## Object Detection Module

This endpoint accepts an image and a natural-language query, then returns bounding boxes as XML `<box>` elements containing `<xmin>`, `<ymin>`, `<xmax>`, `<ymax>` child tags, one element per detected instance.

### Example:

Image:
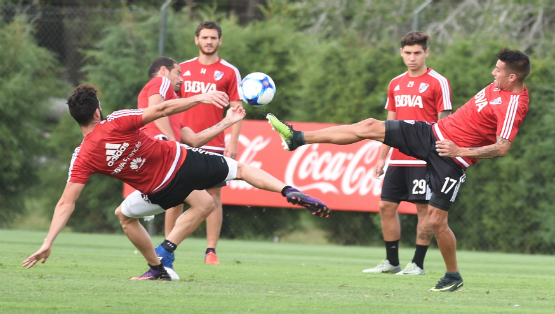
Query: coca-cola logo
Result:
<box><xmin>285</xmin><ymin>142</ymin><xmax>385</xmax><ymax>196</ymax></box>
<box><xmin>226</xmin><ymin>134</ymin><xmax>271</xmax><ymax>190</ymax></box>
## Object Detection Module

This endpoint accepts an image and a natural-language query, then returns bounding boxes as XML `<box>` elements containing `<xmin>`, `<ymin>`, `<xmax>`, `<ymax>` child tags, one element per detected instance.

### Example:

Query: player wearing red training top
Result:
<box><xmin>363</xmin><ymin>31</ymin><xmax>452</xmax><ymax>276</ymax></box>
<box><xmin>171</xmin><ymin>20</ymin><xmax>243</xmax><ymax>265</ymax></box>
<box><xmin>22</xmin><ymin>84</ymin><xmax>331</xmax><ymax>280</ymax></box>
<box><xmin>267</xmin><ymin>48</ymin><xmax>530</xmax><ymax>292</ymax></box>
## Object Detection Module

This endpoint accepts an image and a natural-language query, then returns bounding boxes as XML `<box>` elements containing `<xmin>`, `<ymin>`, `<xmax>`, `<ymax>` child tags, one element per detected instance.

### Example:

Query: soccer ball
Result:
<box><xmin>240</xmin><ymin>72</ymin><xmax>276</xmax><ymax>106</ymax></box>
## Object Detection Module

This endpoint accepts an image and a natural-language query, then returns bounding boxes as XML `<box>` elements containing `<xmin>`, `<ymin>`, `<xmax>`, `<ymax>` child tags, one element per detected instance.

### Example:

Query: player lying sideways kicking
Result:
<box><xmin>22</xmin><ymin>84</ymin><xmax>330</xmax><ymax>281</ymax></box>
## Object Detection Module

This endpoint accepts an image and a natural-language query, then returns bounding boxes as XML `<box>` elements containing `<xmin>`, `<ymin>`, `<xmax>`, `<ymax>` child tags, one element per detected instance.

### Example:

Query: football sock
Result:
<box><xmin>149</xmin><ymin>263</ymin><xmax>164</xmax><ymax>274</ymax></box>
<box><xmin>161</xmin><ymin>239</ymin><xmax>177</xmax><ymax>254</ymax></box>
<box><xmin>385</xmin><ymin>240</ymin><xmax>400</xmax><ymax>266</ymax></box>
<box><xmin>205</xmin><ymin>248</ymin><xmax>216</xmax><ymax>254</ymax></box>
<box><xmin>281</xmin><ymin>185</ymin><xmax>297</xmax><ymax>196</ymax></box>
<box><xmin>446</xmin><ymin>271</ymin><xmax>462</xmax><ymax>280</ymax></box>
<box><xmin>412</xmin><ymin>244</ymin><xmax>429</xmax><ymax>269</ymax></box>
<box><xmin>294</xmin><ymin>130</ymin><xmax>306</xmax><ymax>146</ymax></box>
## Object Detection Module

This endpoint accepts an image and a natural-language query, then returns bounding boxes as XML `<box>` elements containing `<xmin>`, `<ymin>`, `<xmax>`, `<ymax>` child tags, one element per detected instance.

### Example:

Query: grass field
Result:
<box><xmin>1</xmin><ymin>229</ymin><xmax>554</xmax><ymax>313</ymax></box>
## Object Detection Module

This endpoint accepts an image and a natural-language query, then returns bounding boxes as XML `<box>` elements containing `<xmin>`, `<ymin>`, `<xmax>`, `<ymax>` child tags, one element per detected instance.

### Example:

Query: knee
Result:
<box><xmin>379</xmin><ymin>201</ymin><xmax>397</xmax><ymax>217</ymax></box>
<box><xmin>199</xmin><ymin>199</ymin><xmax>216</xmax><ymax>217</ymax></box>
<box><xmin>355</xmin><ymin>118</ymin><xmax>382</xmax><ymax>136</ymax></box>
<box><xmin>428</xmin><ymin>215</ymin><xmax>447</xmax><ymax>231</ymax></box>
<box><xmin>115</xmin><ymin>206</ymin><xmax>133</xmax><ymax>227</ymax></box>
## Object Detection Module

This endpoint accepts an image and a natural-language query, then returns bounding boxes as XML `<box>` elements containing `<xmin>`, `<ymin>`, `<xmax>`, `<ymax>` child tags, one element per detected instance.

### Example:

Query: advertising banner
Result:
<box><xmin>123</xmin><ymin>119</ymin><xmax>416</xmax><ymax>214</ymax></box>
<box><xmin>221</xmin><ymin>120</ymin><xmax>416</xmax><ymax>214</ymax></box>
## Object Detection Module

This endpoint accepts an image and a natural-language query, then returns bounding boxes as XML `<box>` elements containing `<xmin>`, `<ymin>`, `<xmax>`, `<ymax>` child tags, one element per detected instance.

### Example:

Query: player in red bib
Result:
<box><xmin>363</xmin><ymin>32</ymin><xmax>452</xmax><ymax>276</ymax></box>
<box><xmin>22</xmin><ymin>84</ymin><xmax>331</xmax><ymax>280</ymax></box>
<box><xmin>174</xmin><ymin>21</ymin><xmax>243</xmax><ymax>265</ymax></box>
<box><xmin>267</xmin><ymin>48</ymin><xmax>530</xmax><ymax>292</ymax></box>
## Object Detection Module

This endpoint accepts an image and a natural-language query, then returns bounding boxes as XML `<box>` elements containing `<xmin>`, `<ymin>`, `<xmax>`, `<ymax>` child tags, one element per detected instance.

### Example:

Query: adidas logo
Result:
<box><xmin>183</xmin><ymin>70</ymin><xmax>191</xmax><ymax>76</ymax></box>
<box><xmin>394</xmin><ymin>85</ymin><xmax>400</xmax><ymax>91</ymax></box>
<box><xmin>489</xmin><ymin>97</ymin><xmax>502</xmax><ymax>105</ymax></box>
<box><xmin>105</xmin><ymin>142</ymin><xmax>129</xmax><ymax>166</ymax></box>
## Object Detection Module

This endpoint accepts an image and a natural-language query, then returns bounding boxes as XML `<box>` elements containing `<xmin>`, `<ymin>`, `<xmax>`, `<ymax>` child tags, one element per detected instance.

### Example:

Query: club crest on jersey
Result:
<box><xmin>182</xmin><ymin>70</ymin><xmax>191</xmax><ymax>76</ymax></box>
<box><xmin>419</xmin><ymin>83</ymin><xmax>430</xmax><ymax>93</ymax></box>
<box><xmin>489</xmin><ymin>97</ymin><xmax>502</xmax><ymax>105</ymax></box>
<box><xmin>394</xmin><ymin>85</ymin><xmax>400</xmax><ymax>91</ymax></box>
<box><xmin>408</xmin><ymin>81</ymin><xmax>414</xmax><ymax>87</ymax></box>
<box><xmin>214</xmin><ymin>70</ymin><xmax>224</xmax><ymax>81</ymax></box>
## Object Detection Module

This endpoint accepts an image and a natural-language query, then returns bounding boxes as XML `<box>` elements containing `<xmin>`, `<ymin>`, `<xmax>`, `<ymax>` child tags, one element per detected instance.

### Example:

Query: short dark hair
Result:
<box><xmin>497</xmin><ymin>47</ymin><xmax>530</xmax><ymax>83</ymax></box>
<box><xmin>195</xmin><ymin>20</ymin><xmax>222</xmax><ymax>38</ymax></box>
<box><xmin>147</xmin><ymin>56</ymin><xmax>178</xmax><ymax>79</ymax></box>
<box><xmin>67</xmin><ymin>84</ymin><xmax>101</xmax><ymax>126</ymax></box>
<box><xmin>401</xmin><ymin>31</ymin><xmax>430</xmax><ymax>51</ymax></box>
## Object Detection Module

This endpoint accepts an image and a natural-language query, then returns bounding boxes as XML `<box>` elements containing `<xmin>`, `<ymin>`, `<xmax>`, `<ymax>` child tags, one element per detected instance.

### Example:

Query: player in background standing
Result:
<box><xmin>128</xmin><ymin>57</ymin><xmax>187</xmax><ymax>239</ymax></box>
<box><xmin>168</xmin><ymin>20</ymin><xmax>242</xmax><ymax>265</ymax></box>
<box><xmin>267</xmin><ymin>48</ymin><xmax>530</xmax><ymax>291</ymax></box>
<box><xmin>363</xmin><ymin>31</ymin><xmax>452</xmax><ymax>276</ymax></box>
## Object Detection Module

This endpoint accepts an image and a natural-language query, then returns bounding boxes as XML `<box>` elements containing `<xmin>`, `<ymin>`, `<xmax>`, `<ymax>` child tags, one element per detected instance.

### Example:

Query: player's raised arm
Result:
<box><xmin>142</xmin><ymin>91</ymin><xmax>229</xmax><ymax>126</ymax></box>
<box><xmin>22</xmin><ymin>182</ymin><xmax>85</xmax><ymax>268</ymax></box>
<box><xmin>181</xmin><ymin>106</ymin><xmax>246</xmax><ymax>148</ymax></box>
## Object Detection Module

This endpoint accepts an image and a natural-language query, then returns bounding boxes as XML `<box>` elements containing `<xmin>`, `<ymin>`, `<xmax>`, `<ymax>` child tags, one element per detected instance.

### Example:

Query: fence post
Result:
<box><xmin>158</xmin><ymin>0</ymin><xmax>173</xmax><ymax>57</ymax></box>
<box><xmin>412</xmin><ymin>0</ymin><xmax>432</xmax><ymax>31</ymax></box>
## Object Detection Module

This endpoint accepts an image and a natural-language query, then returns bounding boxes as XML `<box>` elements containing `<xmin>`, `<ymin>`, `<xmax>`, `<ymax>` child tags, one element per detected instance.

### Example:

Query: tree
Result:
<box><xmin>0</xmin><ymin>15</ymin><xmax>65</xmax><ymax>226</ymax></box>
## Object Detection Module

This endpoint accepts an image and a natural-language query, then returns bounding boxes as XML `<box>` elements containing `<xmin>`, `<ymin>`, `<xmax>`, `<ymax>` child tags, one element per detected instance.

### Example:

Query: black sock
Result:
<box><xmin>149</xmin><ymin>263</ymin><xmax>164</xmax><ymax>271</ymax></box>
<box><xmin>446</xmin><ymin>271</ymin><xmax>462</xmax><ymax>280</ymax></box>
<box><xmin>385</xmin><ymin>240</ymin><xmax>400</xmax><ymax>266</ymax></box>
<box><xmin>293</xmin><ymin>131</ymin><xmax>306</xmax><ymax>145</ymax></box>
<box><xmin>161</xmin><ymin>239</ymin><xmax>177</xmax><ymax>254</ymax></box>
<box><xmin>205</xmin><ymin>248</ymin><xmax>216</xmax><ymax>254</ymax></box>
<box><xmin>281</xmin><ymin>185</ymin><xmax>294</xmax><ymax>196</ymax></box>
<box><xmin>412</xmin><ymin>244</ymin><xmax>429</xmax><ymax>269</ymax></box>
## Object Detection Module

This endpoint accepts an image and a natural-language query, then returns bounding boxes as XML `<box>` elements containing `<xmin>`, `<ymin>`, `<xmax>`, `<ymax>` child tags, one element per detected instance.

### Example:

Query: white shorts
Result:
<box><xmin>120</xmin><ymin>190</ymin><xmax>165</xmax><ymax>219</ymax></box>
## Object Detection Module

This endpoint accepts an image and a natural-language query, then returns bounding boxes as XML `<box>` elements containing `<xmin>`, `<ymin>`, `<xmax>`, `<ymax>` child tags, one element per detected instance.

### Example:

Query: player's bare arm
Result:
<box><xmin>438</xmin><ymin>110</ymin><xmax>451</xmax><ymax>120</ymax></box>
<box><xmin>148</xmin><ymin>94</ymin><xmax>176</xmax><ymax>141</ymax></box>
<box><xmin>225</xmin><ymin>100</ymin><xmax>244</xmax><ymax>159</ymax></box>
<box><xmin>22</xmin><ymin>182</ymin><xmax>85</xmax><ymax>268</ymax></box>
<box><xmin>181</xmin><ymin>106</ymin><xmax>246</xmax><ymax>148</ymax></box>
<box><xmin>374</xmin><ymin>111</ymin><xmax>395</xmax><ymax>178</ymax></box>
<box><xmin>143</xmin><ymin>91</ymin><xmax>229</xmax><ymax>125</ymax></box>
<box><xmin>436</xmin><ymin>136</ymin><xmax>512</xmax><ymax>159</ymax></box>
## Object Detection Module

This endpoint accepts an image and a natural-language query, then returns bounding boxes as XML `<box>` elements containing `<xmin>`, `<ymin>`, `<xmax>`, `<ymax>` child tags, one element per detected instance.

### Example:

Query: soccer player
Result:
<box><xmin>362</xmin><ymin>31</ymin><xmax>452</xmax><ymax>276</ymax></box>
<box><xmin>170</xmin><ymin>20</ymin><xmax>243</xmax><ymax>265</ymax></box>
<box><xmin>267</xmin><ymin>48</ymin><xmax>530</xmax><ymax>291</ymax></box>
<box><xmin>22</xmin><ymin>84</ymin><xmax>330</xmax><ymax>280</ymax></box>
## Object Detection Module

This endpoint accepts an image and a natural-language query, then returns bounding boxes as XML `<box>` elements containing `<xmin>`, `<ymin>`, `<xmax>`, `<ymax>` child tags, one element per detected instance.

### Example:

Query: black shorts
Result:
<box><xmin>381</xmin><ymin>166</ymin><xmax>430</xmax><ymax>204</ymax></box>
<box><xmin>145</xmin><ymin>148</ymin><xmax>231</xmax><ymax>209</ymax></box>
<box><xmin>204</xmin><ymin>150</ymin><xmax>228</xmax><ymax>189</ymax></box>
<box><xmin>383</xmin><ymin>120</ymin><xmax>466</xmax><ymax>211</ymax></box>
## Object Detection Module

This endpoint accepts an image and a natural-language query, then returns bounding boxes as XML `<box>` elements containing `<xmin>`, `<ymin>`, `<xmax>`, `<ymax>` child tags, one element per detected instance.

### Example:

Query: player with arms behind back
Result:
<box><xmin>169</xmin><ymin>20</ymin><xmax>243</xmax><ymax>265</ymax></box>
<box><xmin>363</xmin><ymin>31</ymin><xmax>452</xmax><ymax>276</ymax></box>
<box><xmin>268</xmin><ymin>48</ymin><xmax>530</xmax><ymax>291</ymax></box>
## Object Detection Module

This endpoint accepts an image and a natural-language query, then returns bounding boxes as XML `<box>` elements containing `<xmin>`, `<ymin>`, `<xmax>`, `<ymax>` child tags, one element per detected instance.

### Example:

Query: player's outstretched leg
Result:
<box><xmin>235</xmin><ymin>162</ymin><xmax>331</xmax><ymax>217</ymax></box>
<box><xmin>267</xmin><ymin>113</ymin><xmax>386</xmax><ymax>150</ymax></box>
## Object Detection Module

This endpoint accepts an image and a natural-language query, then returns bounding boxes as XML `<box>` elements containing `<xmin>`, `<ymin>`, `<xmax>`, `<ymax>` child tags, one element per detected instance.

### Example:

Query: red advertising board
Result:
<box><xmin>123</xmin><ymin>119</ymin><xmax>416</xmax><ymax>214</ymax></box>
<box><xmin>221</xmin><ymin>120</ymin><xmax>416</xmax><ymax>214</ymax></box>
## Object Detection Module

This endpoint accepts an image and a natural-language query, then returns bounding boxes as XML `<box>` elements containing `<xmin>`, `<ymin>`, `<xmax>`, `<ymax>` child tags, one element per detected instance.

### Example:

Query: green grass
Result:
<box><xmin>1</xmin><ymin>229</ymin><xmax>554</xmax><ymax>313</ymax></box>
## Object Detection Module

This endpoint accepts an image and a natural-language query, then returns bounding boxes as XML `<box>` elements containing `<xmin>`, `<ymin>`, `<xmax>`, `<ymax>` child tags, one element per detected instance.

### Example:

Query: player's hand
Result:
<box><xmin>436</xmin><ymin>139</ymin><xmax>461</xmax><ymax>157</ymax></box>
<box><xmin>197</xmin><ymin>91</ymin><xmax>229</xmax><ymax>109</ymax></box>
<box><xmin>22</xmin><ymin>244</ymin><xmax>52</xmax><ymax>269</ymax></box>
<box><xmin>224</xmin><ymin>105</ymin><xmax>246</xmax><ymax>124</ymax></box>
<box><xmin>373</xmin><ymin>158</ymin><xmax>386</xmax><ymax>178</ymax></box>
<box><xmin>224</xmin><ymin>143</ymin><xmax>238</xmax><ymax>159</ymax></box>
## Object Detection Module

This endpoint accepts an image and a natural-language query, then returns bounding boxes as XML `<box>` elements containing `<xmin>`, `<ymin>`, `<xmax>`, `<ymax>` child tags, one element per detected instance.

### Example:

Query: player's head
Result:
<box><xmin>195</xmin><ymin>21</ymin><xmax>222</xmax><ymax>56</ymax></box>
<box><xmin>67</xmin><ymin>84</ymin><xmax>103</xmax><ymax>126</ymax></box>
<box><xmin>400</xmin><ymin>31</ymin><xmax>430</xmax><ymax>72</ymax></box>
<box><xmin>148</xmin><ymin>56</ymin><xmax>182</xmax><ymax>92</ymax></box>
<box><xmin>493</xmin><ymin>48</ymin><xmax>530</xmax><ymax>89</ymax></box>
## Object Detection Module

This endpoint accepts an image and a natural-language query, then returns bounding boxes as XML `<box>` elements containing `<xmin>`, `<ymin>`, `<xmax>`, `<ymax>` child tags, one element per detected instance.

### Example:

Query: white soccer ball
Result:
<box><xmin>240</xmin><ymin>72</ymin><xmax>276</xmax><ymax>106</ymax></box>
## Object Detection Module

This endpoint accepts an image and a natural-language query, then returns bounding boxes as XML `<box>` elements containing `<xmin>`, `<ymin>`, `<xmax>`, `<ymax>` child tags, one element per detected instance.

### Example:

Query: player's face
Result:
<box><xmin>195</xmin><ymin>29</ymin><xmax>221</xmax><ymax>56</ymax></box>
<box><xmin>400</xmin><ymin>45</ymin><xmax>428</xmax><ymax>72</ymax></box>
<box><xmin>492</xmin><ymin>60</ymin><xmax>512</xmax><ymax>89</ymax></box>
<box><xmin>168</xmin><ymin>64</ymin><xmax>183</xmax><ymax>92</ymax></box>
